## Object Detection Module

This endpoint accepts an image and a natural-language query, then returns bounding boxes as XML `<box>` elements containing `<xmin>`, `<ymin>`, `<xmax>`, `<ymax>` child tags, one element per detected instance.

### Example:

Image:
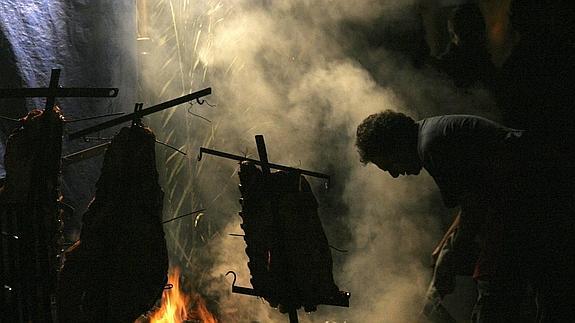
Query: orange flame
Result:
<box><xmin>188</xmin><ymin>294</ymin><xmax>218</xmax><ymax>323</ymax></box>
<box><xmin>149</xmin><ymin>267</ymin><xmax>189</xmax><ymax>322</ymax></box>
<box><xmin>147</xmin><ymin>267</ymin><xmax>218</xmax><ymax>323</ymax></box>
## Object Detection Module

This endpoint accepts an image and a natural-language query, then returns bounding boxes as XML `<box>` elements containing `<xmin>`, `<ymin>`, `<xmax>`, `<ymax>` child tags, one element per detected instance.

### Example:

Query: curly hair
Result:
<box><xmin>355</xmin><ymin>110</ymin><xmax>417</xmax><ymax>164</ymax></box>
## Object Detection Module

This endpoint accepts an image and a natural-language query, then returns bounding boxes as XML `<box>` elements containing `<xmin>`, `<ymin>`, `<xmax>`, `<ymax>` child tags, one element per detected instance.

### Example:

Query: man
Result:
<box><xmin>356</xmin><ymin>110</ymin><xmax>574</xmax><ymax>322</ymax></box>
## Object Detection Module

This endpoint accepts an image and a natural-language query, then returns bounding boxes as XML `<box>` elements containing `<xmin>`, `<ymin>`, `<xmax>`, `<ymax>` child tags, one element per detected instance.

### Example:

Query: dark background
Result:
<box><xmin>1</xmin><ymin>1</ymin><xmax>574</xmax><ymax>321</ymax></box>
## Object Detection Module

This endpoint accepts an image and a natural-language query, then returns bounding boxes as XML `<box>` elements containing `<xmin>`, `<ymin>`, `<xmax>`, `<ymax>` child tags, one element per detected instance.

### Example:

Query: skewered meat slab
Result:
<box><xmin>57</xmin><ymin>126</ymin><xmax>169</xmax><ymax>323</ymax></box>
<box><xmin>238</xmin><ymin>161</ymin><xmax>349</xmax><ymax>313</ymax></box>
<box><xmin>0</xmin><ymin>107</ymin><xmax>64</xmax><ymax>322</ymax></box>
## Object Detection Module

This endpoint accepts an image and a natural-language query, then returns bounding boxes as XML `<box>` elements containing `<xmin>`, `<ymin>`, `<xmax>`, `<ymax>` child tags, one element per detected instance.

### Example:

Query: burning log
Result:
<box><xmin>0</xmin><ymin>107</ymin><xmax>65</xmax><ymax>322</ymax></box>
<box><xmin>57</xmin><ymin>125</ymin><xmax>169</xmax><ymax>322</ymax></box>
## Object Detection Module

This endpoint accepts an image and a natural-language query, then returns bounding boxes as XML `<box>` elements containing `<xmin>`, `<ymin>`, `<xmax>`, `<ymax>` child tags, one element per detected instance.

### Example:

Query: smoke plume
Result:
<box><xmin>140</xmin><ymin>0</ymin><xmax>495</xmax><ymax>321</ymax></box>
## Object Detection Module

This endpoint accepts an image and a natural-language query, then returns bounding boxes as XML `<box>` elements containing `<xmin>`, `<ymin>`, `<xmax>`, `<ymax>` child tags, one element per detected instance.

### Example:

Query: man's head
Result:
<box><xmin>356</xmin><ymin>110</ymin><xmax>421</xmax><ymax>178</ymax></box>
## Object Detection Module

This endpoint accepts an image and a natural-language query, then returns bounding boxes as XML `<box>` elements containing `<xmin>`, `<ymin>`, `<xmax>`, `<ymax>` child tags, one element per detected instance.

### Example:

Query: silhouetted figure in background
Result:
<box><xmin>356</xmin><ymin>110</ymin><xmax>575</xmax><ymax>322</ymax></box>
<box><xmin>429</xmin><ymin>4</ymin><xmax>496</xmax><ymax>90</ymax></box>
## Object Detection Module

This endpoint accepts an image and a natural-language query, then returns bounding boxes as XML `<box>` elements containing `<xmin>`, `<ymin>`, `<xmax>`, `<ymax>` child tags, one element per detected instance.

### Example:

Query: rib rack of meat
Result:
<box><xmin>57</xmin><ymin>125</ymin><xmax>169</xmax><ymax>323</ymax></box>
<box><xmin>0</xmin><ymin>107</ymin><xmax>65</xmax><ymax>322</ymax></box>
<box><xmin>237</xmin><ymin>161</ymin><xmax>350</xmax><ymax>315</ymax></box>
<box><xmin>199</xmin><ymin>136</ymin><xmax>349</xmax><ymax>322</ymax></box>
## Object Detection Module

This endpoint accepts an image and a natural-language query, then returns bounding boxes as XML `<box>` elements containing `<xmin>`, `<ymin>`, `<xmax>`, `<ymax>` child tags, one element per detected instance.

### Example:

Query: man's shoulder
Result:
<box><xmin>421</xmin><ymin>114</ymin><xmax>495</xmax><ymax>129</ymax></box>
<box><xmin>417</xmin><ymin>118</ymin><xmax>446</xmax><ymax>166</ymax></box>
<box><xmin>417</xmin><ymin>115</ymin><xmax>498</xmax><ymax>165</ymax></box>
<box><xmin>417</xmin><ymin>115</ymin><xmax>462</xmax><ymax>147</ymax></box>
<box><xmin>419</xmin><ymin>115</ymin><xmax>505</xmax><ymax>142</ymax></box>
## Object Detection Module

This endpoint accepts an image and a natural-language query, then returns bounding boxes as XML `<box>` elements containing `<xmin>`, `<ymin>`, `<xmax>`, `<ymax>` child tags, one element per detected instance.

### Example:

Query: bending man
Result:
<box><xmin>355</xmin><ymin>110</ymin><xmax>574</xmax><ymax>322</ymax></box>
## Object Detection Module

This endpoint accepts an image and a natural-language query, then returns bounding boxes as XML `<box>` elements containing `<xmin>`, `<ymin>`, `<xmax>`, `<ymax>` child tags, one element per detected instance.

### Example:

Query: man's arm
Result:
<box><xmin>449</xmin><ymin>199</ymin><xmax>485</xmax><ymax>260</ymax></box>
<box><xmin>431</xmin><ymin>213</ymin><xmax>460</xmax><ymax>265</ymax></box>
<box><xmin>433</xmin><ymin>197</ymin><xmax>485</xmax><ymax>297</ymax></box>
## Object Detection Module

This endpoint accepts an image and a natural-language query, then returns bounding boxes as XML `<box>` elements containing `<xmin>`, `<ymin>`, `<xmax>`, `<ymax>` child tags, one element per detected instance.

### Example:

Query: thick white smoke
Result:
<box><xmin>141</xmin><ymin>0</ymin><xmax>494</xmax><ymax>321</ymax></box>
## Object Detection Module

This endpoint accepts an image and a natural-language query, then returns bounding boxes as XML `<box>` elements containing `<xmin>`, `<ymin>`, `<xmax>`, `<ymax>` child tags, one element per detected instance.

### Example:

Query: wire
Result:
<box><xmin>65</xmin><ymin>112</ymin><xmax>125</xmax><ymax>123</ymax></box>
<box><xmin>186</xmin><ymin>97</ymin><xmax>216</xmax><ymax>123</ymax></box>
<box><xmin>0</xmin><ymin>115</ymin><xmax>20</xmax><ymax>122</ymax></box>
<box><xmin>82</xmin><ymin>136</ymin><xmax>112</xmax><ymax>142</ymax></box>
<box><xmin>329</xmin><ymin>245</ymin><xmax>349</xmax><ymax>253</ymax></box>
<box><xmin>155</xmin><ymin>139</ymin><xmax>187</xmax><ymax>156</ymax></box>
<box><xmin>186</xmin><ymin>105</ymin><xmax>212</xmax><ymax>123</ymax></box>
<box><xmin>162</xmin><ymin>208</ymin><xmax>206</xmax><ymax>224</ymax></box>
<box><xmin>191</xmin><ymin>97</ymin><xmax>216</xmax><ymax>108</ymax></box>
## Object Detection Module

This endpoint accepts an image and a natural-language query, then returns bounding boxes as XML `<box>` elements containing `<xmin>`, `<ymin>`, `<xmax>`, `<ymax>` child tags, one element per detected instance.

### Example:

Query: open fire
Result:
<box><xmin>143</xmin><ymin>267</ymin><xmax>218</xmax><ymax>323</ymax></box>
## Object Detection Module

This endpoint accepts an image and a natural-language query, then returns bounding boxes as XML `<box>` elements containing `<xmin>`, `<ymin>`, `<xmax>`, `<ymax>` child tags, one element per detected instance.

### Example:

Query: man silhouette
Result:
<box><xmin>356</xmin><ymin>110</ymin><xmax>574</xmax><ymax>322</ymax></box>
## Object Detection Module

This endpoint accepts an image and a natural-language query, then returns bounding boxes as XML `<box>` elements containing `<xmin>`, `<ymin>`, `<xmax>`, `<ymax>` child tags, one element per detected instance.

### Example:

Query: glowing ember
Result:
<box><xmin>147</xmin><ymin>267</ymin><xmax>218</xmax><ymax>323</ymax></box>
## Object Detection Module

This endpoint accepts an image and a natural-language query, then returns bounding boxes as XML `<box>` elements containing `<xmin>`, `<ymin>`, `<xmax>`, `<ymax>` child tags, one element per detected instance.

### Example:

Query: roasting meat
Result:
<box><xmin>238</xmin><ymin>161</ymin><xmax>349</xmax><ymax>313</ymax></box>
<box><xmin>57</xmin><ymin>126</ymin><xmax>169</xmax><ymax>323</ymax></box>
<box><xmin>0</xmin><ymin>107</ymin><xmax>64</xmax><ymax>322</ymax></box>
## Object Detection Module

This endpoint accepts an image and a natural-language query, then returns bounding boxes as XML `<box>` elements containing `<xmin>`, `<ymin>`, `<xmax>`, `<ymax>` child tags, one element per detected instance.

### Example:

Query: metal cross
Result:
<box><xmin>198</xmin><ymin>135</ymin><xmax>330</xmax><ymax>184</ymax></box>
<box><xmin>0</xmin><ymin>68</ymin><xmax>119</xmax><ymax>109</ymax></box>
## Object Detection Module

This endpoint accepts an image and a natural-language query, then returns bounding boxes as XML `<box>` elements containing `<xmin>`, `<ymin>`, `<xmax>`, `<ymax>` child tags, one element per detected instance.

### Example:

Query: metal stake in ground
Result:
<box><xmin>254</xmin><ymin>135</ymin><xmax>298</xmax><ymax>323</ymax></box>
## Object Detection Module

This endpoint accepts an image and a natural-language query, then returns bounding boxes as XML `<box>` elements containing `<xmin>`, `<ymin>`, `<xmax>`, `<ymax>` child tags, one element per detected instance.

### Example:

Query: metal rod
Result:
<box><xmin>61</xmin><ymin>142</ymin><xmax>111</xmax><ymax>166</ymax></box>
<box><xmin>289</xmin><ymin>310</ymin><xmax>299</xmax><ymax>323</ymax></box>
<box><xmin>229</xmin><ymin>285</ymin><xmax>350</xmax><ymax>307</ymax></box>
<box><xmin>161</xmin><ymin>209</ymin><xmax>206</xmax><ymax>224</ymax></box>
<box><xmin>132</xmin><ymin>102</ymin><xmax>144</xmax><ymax>126</ymax></box>
<box><xmin>198</xmin><ymin>147</ymin><xmax>330</xmax><ymax>181</ymax></box>
<box><xmin>45</xmin><ymin>68</ymin><xmax>61</xmax><ymax>110</ymax></box>
<box><xmin>255</xmin><ymin>135</ymin><xmax>270</xmax><ymax>174</ymax></box>
<box><xmin>154</xmin><ymin>139</ymin><xmax>187</xmax><ymax>156</ymax></box>
<box><xmin>64</xmin><ymin>112</ymin><xmax>125</xmax><ymax>123</ymax></box>
<box><xmin>68</xmin><ymin>87</ymin><xmax>212</xmax><ymax>139</ymax></box>
<box><xmin>231</xmin><ymin>285</ymin><xmax>262</xmax><ymax>296</ymax></box>
<box><xmin>0</xmin><ymin>87</ymin><xmax>119</xmax><ymax>98</ymax></box>
<box><xmin>0</xmin><ymin>115</ymin><xmax>20</xmax><ymax>122</ymax></box>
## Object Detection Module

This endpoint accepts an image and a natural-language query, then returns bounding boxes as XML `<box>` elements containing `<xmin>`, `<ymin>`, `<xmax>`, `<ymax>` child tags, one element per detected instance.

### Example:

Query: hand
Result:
<box><xmin>421</xmin><ymin>284</ymin><xmax>457</xmax><ymax>323</ymax></box>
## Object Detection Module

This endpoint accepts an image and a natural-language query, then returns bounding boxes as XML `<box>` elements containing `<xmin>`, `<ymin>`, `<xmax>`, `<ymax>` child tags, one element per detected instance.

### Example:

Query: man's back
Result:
<box><xmin>416</xmin><ymin>115</ymin><xmax>525</xmax><ymax>208</ymax></box>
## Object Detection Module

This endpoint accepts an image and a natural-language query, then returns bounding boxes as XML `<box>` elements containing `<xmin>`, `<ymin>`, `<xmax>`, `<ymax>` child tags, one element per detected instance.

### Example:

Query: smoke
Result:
<box><xmin>139</xmin><ymin>0</ymin><xmax>494</xmax><ymax>321</ymax></box>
